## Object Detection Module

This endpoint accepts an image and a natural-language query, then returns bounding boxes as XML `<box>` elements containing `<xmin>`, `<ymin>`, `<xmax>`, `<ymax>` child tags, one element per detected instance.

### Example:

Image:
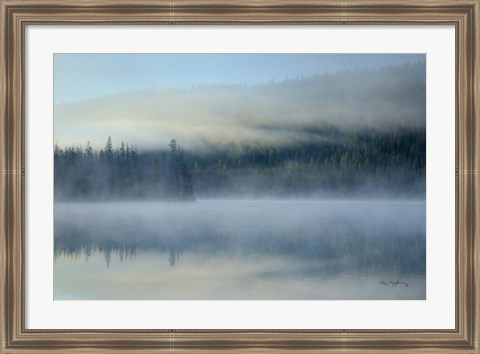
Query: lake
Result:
<box><xmin>54</xmin><ymin>200</ymin><xmax>426</xmax><ymax>300</ymax></box>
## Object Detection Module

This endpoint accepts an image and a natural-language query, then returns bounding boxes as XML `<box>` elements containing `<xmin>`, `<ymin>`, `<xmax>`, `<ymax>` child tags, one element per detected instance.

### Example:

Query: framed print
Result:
<box><xmin>1</xmin><ymin>0</ymin><xmax>479</xmax><ymax>353</ymax></box>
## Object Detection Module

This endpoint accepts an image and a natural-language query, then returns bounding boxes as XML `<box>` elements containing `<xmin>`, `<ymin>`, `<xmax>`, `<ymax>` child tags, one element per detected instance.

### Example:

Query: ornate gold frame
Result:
<box><xmin>1</xmin><ymin>0</ymin><xmax>479</xmax><ymax>352</ymax></box>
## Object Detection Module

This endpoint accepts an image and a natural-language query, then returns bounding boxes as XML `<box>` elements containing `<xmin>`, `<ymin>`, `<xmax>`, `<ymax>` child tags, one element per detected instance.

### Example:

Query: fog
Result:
<box><xmin>55</xmin><ymin>200</ymin><xmax>425</xmax><ymax>272</ymax></box>
<box><xmin>54</xmin><ymin>200</ymin><xmax>425</xmax><ymax>299</ymax></box>
<box><xmin>54</xmin><ymin>63</ymin><xmax>425</xmax><ymax>149</ymax></box>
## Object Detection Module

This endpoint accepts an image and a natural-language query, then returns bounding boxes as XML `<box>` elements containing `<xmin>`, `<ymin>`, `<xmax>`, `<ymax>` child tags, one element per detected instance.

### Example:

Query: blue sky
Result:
<box><xmin>54</xmin><ymin>53</ymin><xmax>425</xmax><ymax>104</ymax></box>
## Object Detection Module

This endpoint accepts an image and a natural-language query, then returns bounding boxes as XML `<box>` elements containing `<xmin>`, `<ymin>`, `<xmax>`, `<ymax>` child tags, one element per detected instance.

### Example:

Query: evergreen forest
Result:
<box><xmin>54</xmin><ymin>126</ymin><xmax>425</xmax><ymax>200</ymax></box>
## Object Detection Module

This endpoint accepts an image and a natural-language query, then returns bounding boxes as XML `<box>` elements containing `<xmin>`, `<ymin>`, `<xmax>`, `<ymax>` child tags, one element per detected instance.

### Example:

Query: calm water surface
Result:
<box><xmin>54</xmin><ymin>200</ymin><xmax>426</xmax><ymax>300</ymax></box>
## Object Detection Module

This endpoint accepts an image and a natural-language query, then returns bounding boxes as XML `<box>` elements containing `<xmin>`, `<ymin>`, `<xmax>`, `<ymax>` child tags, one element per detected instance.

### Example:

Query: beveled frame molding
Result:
<box><xmin>1</xmin><ymin>0</ymin><xmax>479</xmax><ymax>352</ymax></box>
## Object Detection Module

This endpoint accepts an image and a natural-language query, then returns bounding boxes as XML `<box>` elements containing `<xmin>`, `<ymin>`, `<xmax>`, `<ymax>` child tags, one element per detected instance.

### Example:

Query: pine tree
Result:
<box><xmin>105</xmin><ymin>137</ymin><xmax>113</xmax><ymax>161</ymax></box>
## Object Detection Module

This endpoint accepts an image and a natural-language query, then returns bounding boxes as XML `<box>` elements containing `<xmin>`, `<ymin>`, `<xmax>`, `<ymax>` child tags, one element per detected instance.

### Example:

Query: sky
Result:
<box><xmin>54</xmin><ymin>54</ymin><xmax>426</xmax><ymax>149</ymax></box>
<box><xmin>54</xmin><ymin>54</ymin><xmax>424</xmax><ymax>104</ymax></box>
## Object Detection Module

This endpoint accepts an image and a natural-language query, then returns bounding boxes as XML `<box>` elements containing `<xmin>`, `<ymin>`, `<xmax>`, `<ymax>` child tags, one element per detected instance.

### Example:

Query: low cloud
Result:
<box><xmin>54</xmin><ymin>62</ymin><xmax>426</xmax><ymax>150</ymax></box>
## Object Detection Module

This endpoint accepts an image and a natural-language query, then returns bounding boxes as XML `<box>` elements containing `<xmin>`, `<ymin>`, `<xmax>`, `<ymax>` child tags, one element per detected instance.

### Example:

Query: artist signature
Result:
<box><xmin>379</xmin><ymin>280</ymin><xmax>408</xmax><ymax>287</ymax></box>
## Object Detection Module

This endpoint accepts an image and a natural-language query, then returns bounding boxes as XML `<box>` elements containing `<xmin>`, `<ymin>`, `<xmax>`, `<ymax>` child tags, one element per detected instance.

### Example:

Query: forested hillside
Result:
<box><xmin>54</xmin><ymin>62</ymin><xmax>426</xmax><ymax>200</ymax></box>
<box><xmin>54</xmin><ymin>62</ymin><xmax>426</xmax><ymax>149</ymax></box>
<box><xmin>54</xmin><ymin>126</ymin><xmax>425</xmax><ymax>200</ymax></box>
<box><xmin>188</xmin><ymin>127</ymin><xmax>425</xmax><ymax>197</ymax></box>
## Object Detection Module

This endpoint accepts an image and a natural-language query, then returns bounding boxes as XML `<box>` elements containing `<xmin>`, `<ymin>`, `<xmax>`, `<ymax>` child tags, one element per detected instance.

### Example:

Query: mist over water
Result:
<box><xmin>54</xmin><ymin>200</ymin><xmax>426</xmax><ymax>300</ymax></box>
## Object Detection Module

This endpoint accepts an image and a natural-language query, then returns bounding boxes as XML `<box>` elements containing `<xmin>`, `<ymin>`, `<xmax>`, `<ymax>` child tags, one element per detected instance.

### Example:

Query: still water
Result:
<box><xmin>54</xmin><ymin>200</ymin><xmax>426</xmax><ymax>300</ymax></box>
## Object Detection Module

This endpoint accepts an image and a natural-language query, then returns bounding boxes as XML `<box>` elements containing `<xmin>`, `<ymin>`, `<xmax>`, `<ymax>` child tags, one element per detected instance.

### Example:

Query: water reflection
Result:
<box><xmin>54</xmin><ymin>200</ymin><xmax>426</xmax><ymax>299</ymax></box>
